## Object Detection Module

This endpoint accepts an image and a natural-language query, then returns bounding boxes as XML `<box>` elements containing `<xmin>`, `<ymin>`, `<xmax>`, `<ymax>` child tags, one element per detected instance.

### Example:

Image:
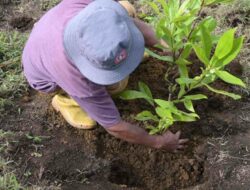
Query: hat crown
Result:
<box><xmin>63</xmin><ymin>0</ymin><xmax>145</xmax><ymax>85</ymax></box>
<box><xmin>78</xmin><ymin>9</ymin><xmax>131</xmax><ymax>70</ymax></box>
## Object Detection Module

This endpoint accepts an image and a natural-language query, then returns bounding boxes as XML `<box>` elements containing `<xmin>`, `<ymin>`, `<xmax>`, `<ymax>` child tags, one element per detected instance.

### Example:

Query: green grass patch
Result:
<box><xmin>0</xmin><ymin>172</ymin><xmax>25</xmax><ymax>190</ymax></box>
<box><xmin>0</xmin><ymin>129</ymin><xmax>25</xmax><ymax>190</ymax></box>
<box><xmin>0</xmin><ymin>31</ymin><xmax>28</xmax><ymax>117</ymax></box>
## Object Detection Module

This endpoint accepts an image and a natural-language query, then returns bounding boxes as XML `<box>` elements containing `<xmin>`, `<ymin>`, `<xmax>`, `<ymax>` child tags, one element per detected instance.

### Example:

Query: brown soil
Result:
<box><xmin>1</xmin><ymin>57</ymin><xmax>250</xmax><ymax>189</ymax></box>
<box><xmin>1</xmin><ymin>1</ymin><xmax>250</xmax><ymax>190</ymax></box>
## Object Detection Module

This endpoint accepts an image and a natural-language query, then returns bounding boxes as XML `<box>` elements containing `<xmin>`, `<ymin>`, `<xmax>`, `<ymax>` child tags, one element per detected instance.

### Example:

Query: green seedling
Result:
<box><xmin>26</xmin><ymin>134</ymin><xmax>49</xmax><ymax>144</ymax></box>
<box><xmin>120</xmin><ymin>0</ymin><xmax>245</xmax><ymax>134</ymax></box>
<box><xmin>23</xmin><ymin>171</ymin><xmax>32</xmax><ymax>178</ymax></box>
<box><xmin>120</xmin><ymin>82</ymin><xmax>202</xmax><ymax>134</ymax></box>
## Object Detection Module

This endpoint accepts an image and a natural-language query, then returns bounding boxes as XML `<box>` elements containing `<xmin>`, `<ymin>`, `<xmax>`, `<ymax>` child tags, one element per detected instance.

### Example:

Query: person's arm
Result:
<box><xmin>72</xmin><ymin>93</ymin><xmax>188</xmax><ymax>152</ymax></box>
<box><xmin>133</xmin><ymin>18</ymin><xmax>169</xmax><ymax>49</ymax></box>
<box><xmin>106</xmin><ymin>120</ymin><xmax>189</xmax><ymax>152</ymax></box>
<box><xmin>133</xmin><ymin>18</ymin><xmax>158</xmax><ymax>47</ymax></box>
<box><xmin>69</xmin><ymin>78</ymin><xmax>188</xmax><ymax>152</ymax></box>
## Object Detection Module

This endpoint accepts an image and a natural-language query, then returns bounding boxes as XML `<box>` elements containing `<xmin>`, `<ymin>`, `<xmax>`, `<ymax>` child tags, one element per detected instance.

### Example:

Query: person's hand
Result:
<box><xmin>155</xmin><ymin>131</ymin><xmax>189</xmax><ymax>152</ymax></box>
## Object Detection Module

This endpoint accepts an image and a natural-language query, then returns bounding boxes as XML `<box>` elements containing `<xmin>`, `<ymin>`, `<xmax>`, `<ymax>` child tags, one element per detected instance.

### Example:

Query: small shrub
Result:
<box><xmin>120</xmin><ymin>0</ymin><xmax>245</xmax><ymax>134</ymax></box>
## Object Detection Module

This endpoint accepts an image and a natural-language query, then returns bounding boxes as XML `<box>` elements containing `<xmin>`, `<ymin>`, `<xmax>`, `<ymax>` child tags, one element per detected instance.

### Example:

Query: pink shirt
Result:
<box><xmin>22</xmin><ymin>0</ymin><xmax>121</xmax><ymax>128</ymax></box>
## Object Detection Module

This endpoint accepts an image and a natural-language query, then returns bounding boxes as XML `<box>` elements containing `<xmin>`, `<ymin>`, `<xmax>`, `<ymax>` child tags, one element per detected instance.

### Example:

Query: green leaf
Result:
<box><xmin>156</xmin><ymin>0</ymin><xmax>169</xmax><ymax>14</ymax></box>
<box><xmin>176</xmin><ymin>77</ymin><xmax>196</xmax><ymax>85</ymax></box>
<box><xmin>178</xmin><ymin>64</ymin><xmax>189</xmax><ymax>79</ymax></box>
<box><xmin>203</xmin><ymin>83</ymin><xmax>241</xmax><ymax>100</ymax></box>
<box><xmin>173</xmin><ymin>112</ymin><xmax>198</xmax><ymax>122</ymax></box>
<box><xmin>155</xmin><ymin>99</ymin><xmax>173</xmax><ymax>108</ymax></box>
<box><xmin>148</xmin><ymin>126</ymin><xmax>161</xmax><ymax>135</ymax></box>
<box><xmin>145</xmin><ymin>48</ymin><xmax>174</xmax><ymax>63</ymax></box>
<box><xmin>158</xmin><ymin>118</ymin><xmax>173</xmax><ymax>131</ymax></box>
<box><xmin>156</xmin><ymin>19</ymin><xmax>169</xmax><ymax>39</ymax></box>
<box><xmin>193</xmin><ymin>44</ymin><xmax>210</xmax><ymax>66</ymax></box>
<box><xmin>178</xmin><ymin>84</ymin><xmax>186</xmax><ymax>99</ymax></box>
<box><xmin>181</xmin><ymin>111</ymin><xmax>200</xmax><ymax>118</ymax></box>
<box><xmin>201</xmin><ymin>26</ymin><xmax>212</xmax><ymax>59</ymax></box>
<box><xmin>156</xmin><ymin>107</ymin><xmax>173</xmax><ymax>119</ymax></box>
<box><xmin>201</xmin><ymin>74</ymin><xmax>217</xmax><ymax>85</ymax></box>
<box><xmin>215</xmin><ymin>70</ymin><xmax>246</xmax><ymax>88</ymax></box>
<box><xmin>184</xmin><ymin>99</ymin><xmax>195</xmax><ymax>112</ymax></box>
<box><xmin>219</xmin><ymin>36</ymin><xmax>244</xmax><ymax>67</ymax></box>
<box><xmin>138</xmin><ymin>81</ymin><xmax>153</xmax><ymax>99</ymax></box>
<box><xmin>205</xmin><ymin>0</ymin><xmax>233</xmax><ymax>6</ymax></box>
<box><xmin>214</xmin><ymin>28</ymin><xmax>236</xmax><ymax>59</ymax></box>
<box><xmin>135</xmin><ymin>111</ymin><xmax>159</xmax><ymax>122</ymax></box>
<box><xmin>176</xmin><ymin>58</ymin><xmax>192</xmax><ymax>65</ymax></box>
<box><xmin>176</xmin><ymin>115</ymin><xmax>197</xmax><ymax>122</ymax></box>
<box><xmin>119</xmin><ymin>90</ymin><xmax>147</xmax><ymax>100</ymax></box>
<box><xmin>161</xmin><ymin>35</ymin><xmax>173</xmax><ymax>48</ymax></box>
<box><xmin>160</xmin><ymin>23</ymin><xmax>172</xmax><ymax>37</ymax></box>
<box><xmin>174</xmin><ymin>14</ymin><xmax>193</xmax><ymax>23</ymax></box>
<box><xmin>119</xmin><ymin>90</ymin><xmax>154</xmax><ymax>105</ymax></box>
<box><xmin>184</xmin><ymin>94</ymin><xmax>208</xmax><ymax>100</ymax></box>
<box><xmin>202</xmin><ymin>16</ymin><xmax>217</xmax><ymax>32</ymax></box>
<box><xmin>179</xmin><ymin>44</ymin><xmax>192</xmax><ymax>59</ymax></box>
<box><xmin>190</xmin><ymin>17</ymin><xmax>217</xmax><ymax>41</ymax></box>
<box><xmin>173</xmin><ymin>40</ymin><xmax>184</xmax><ymax>51</ymax></box>
<box><xmin>191</xmin><ymin>0</ymin><xmax>202</xmax><ymax>10</ymax></box>
<box><xmin>155</xmin><ymin>99</ymin><xmax>183</xmax><ymax>117</ymax></box>
<box><xmin>176</xmin><ymin>58</ymin><xmax>191</xmax><ymax>78</ymax></box>
<box><xmin>178</xmin><ymin>0</ymin><xmax>190</xmax><ymax>14</ymax></box>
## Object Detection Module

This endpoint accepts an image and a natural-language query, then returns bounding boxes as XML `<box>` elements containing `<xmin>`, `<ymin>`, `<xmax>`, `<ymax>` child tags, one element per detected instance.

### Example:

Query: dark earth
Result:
<box><xmin>1</xmin><ymin>0</ymin><xmax>250</xmax><ymax>190</ymax></box>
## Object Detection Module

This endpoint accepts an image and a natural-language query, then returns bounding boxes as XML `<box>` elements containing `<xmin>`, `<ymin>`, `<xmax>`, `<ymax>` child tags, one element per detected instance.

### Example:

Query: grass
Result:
<box><xmin>0</xmin><ymin>130</ymin><xmax>25</xmax><ymax>190</ymax></box>
<box><xmin>40</xmin><ymin>0</ymin><xmax>61</xmax><ymax>11</ymax></box>
<box><xmin>0</xmin><ymin>173</ymin><xmax>24</xmax><ymax>190</ymax></box>
<box><xmin>0</xmin><ymin>129</ymin><xmax>61</xmax><ymax>190</ymax></box>
<box><xmin>0</xmin><ymin>31</ymin><xmax>28</xmax><ymax>118</ymax></box>
<box><xmin>0</xmin><ymin>31</ymin><xmax>29</xmax><ymax>188</ymax></box>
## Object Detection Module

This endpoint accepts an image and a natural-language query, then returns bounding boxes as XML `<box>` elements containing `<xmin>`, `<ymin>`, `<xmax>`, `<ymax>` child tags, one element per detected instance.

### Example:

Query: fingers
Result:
<box><xmin>176</xmin><ymin>138</ymin><xmax>189</xmax><ymax>151</ymax></box>
<box><xmin>173</xmin><ymin>145</ymin><xmax>187</xmax><ymax>153</ymax></box>
<box><xmin>161</xmin><ymin>130</ymin><xmax>189</xmax><ymax>153</ymax></box>
<box><xmin>177</xmin><ymin>145</ymin><xmax>185</xmax><ymax>149</ymax></box>
<box><xmin>179</xmin><ymin>138</ymin><xmax>189</xmax><ymax>144</ymax></box>
<box><xmin>175</xmin><ymin>130</ymin><xmax>181</xmax><ymax>139</ymax></box>
<box><xmin>174</xmin><ymin>137</ymin><xmax>189</xmax><ymax>153</ymax></box>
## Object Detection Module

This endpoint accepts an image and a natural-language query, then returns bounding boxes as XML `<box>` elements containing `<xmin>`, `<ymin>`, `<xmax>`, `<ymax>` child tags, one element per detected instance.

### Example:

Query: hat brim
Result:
<box><xmin>63</xmin><ymin>1</ymin><xmax>145</xmax><ymax>85</ymax></box>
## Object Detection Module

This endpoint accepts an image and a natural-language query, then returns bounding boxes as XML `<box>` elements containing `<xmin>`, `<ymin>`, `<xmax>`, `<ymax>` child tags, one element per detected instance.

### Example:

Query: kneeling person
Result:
<box><xmin>22</xmin><ymin>0</ymin><xmax>188</xmax><ymax>152</ymax></box>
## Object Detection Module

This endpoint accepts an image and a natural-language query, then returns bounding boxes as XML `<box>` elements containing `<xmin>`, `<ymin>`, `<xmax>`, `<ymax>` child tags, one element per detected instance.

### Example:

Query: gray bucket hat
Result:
<box><xmin>63</xmin><ymin>0</ymin><xmax>145</xmax><ymax>85</ymax></box>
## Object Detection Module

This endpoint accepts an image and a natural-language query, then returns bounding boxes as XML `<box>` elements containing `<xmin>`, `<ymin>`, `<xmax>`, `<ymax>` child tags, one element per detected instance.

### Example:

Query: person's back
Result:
<box><xmin>23</xmin><ymin>0</ymin><xmax>124</xmax><ymax>129</ymax></box>
<box><xmin>23</xmin><ymin>0</ymin><xmax>92</xmax><ymax>96</ymax></box>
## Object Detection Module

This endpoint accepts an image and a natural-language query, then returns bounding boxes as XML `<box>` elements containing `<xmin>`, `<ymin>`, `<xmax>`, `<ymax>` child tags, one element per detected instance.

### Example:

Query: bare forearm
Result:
<box><xmin>133</xmin><ymin>18</ymin><xmax>169</xmax><ymax>50</ymax></box>
<box><xmin>106</xmin><ymin>121</ymin><xmax>159</xmax><ymax>148</ymax></box>
<box><xmin>133</xmin><ymin>18</ymin><xmax>158</xmax><ymax>47</ymax></box>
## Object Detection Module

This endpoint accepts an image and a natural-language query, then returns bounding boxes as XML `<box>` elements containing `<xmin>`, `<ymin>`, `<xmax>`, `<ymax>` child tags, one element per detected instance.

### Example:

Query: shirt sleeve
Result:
<box><xmin>70</xmin><ymin>85</ymin><xmax>121</xmax><ymax>128</ymax></box>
